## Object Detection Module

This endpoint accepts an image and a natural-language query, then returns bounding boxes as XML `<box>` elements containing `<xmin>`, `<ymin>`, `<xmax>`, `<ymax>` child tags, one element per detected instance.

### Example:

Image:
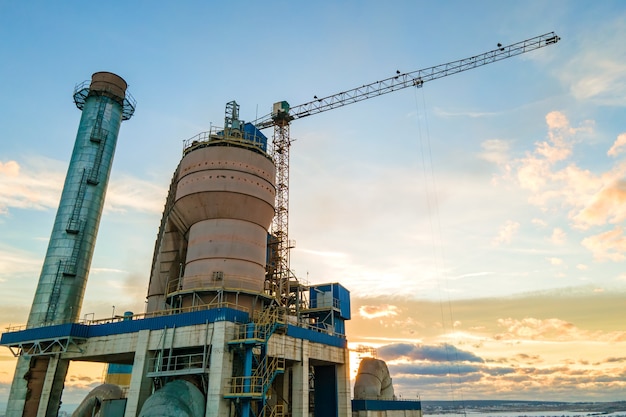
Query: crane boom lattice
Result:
<box><xmin>263</xmin><ymin>31</ymin><xmax>560</xmax><ymax>307</ymax></box>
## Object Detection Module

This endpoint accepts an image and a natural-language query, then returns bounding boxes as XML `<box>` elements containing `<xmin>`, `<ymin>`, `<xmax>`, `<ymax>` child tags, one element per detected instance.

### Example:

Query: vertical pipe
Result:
<box><xmin>6</xmin><ymin>72</ymin><xmax>135</xmax><ymax>417</ymax></box>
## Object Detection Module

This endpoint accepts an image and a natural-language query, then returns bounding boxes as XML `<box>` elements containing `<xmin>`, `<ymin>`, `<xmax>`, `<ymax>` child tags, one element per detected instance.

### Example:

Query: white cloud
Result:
<box><xmin>105</xmin><ymin>174</ymin><xmax>166</xmax><ymax>214</ymax></box>
<box><xmin>298</xmin><ymin>248</ymin><xmax>347</xmax><ymax>259</ymax></box>
<box><xmin>480</xmin><ymin>139</ymin><xmax>510</xmax><ymax>166</ymax></box>
<box><xmin>492</xmin><ymin>220</ymin><xmax>520</xmax><ymax>246</ymax></box>
<box><xmin>581</xmin><ymin>227</ymin><xmax>626</xmax><ymax>262</ymax></box>
<box><xmin>359</xmin><ymin>305</ymin><xmax>400</xmax><ymax>319</ymax></box>
<box><xmin>433</xmin><ymin>107</ymin><xmax>499</xmax><ymax>118</ymax></box>
<box><xmin>495</xmin><ymin>317</ymin><xmax>578</xmax><ymax>341</ymax></box>
<box><xmin>547</xmin><ymin>257</ymin><xmax>563</xmax><ymax>266</ymax></box>
<box><xmin>0</xmin><ymin>246</ymin><xmax>42</xmax><ymax>277</ymax></box>
<box><xmin>607</xmin><ymin>133</ymin><xmax>626</xmax><ymax>157</ymax></box>
<box><xmin>0</xmin><ymin>158</ymin><xmax>64</xmax><ymax>214</ymax></box>
<box><xmin>501</xmin><ymin>112</ymin><xmax>626</xmax><ymax>239</ymax></box>
<box><xmin>514</xmin><ymin>112</ymin><xmax>596</xmax><ymax>205</ymax></box>
<box><xmin>573</xmin><ymin>178</ymin><xmax>626</xmax><ymax>228</ymax></box>
<box><xmin>557</xmin><ymin>20</ymin><xmax>626</xmax><ymax>107</ymax></box>
<box><xmin>0</xmin><ymin>160</ymin><xmax>19</xmax><ymax>176</ymax></box>
<box><xmin>0</xmin><ymin>157</ymin><xmax>166</xmax><ymax>216</ymax></box>
<box><xmin>551</xmin><ymin>228</ymin><xmax>566</xmax><ymax>245</ymax></box>
<box><xmin>90</xmin><ymin>267</ymin><xmax>128</xmax><ymax>274</ymax></box>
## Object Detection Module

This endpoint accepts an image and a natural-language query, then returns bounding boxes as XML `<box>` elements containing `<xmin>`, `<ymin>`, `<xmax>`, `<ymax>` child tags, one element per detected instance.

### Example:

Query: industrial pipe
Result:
<box><xmin>354</xmin><ymin>358</ymin><xmax>395</xmax><ymax>400</ymax></box>
<box><xmin>138</xmin><ymin>379</ymin><xmax>205</xmax><ymax>417</ymax></box>
<box><xmin>71</xmin><ymin>383</ymin><xmax>123</xmax><ymax>417</ymax></box>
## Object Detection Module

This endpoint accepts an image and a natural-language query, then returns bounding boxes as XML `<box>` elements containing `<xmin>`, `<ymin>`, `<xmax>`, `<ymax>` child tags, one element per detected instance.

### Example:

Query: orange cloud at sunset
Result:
<box><xmin>347</xmin><ymin>293</ymin><xmax>626</xmax><ymax>401</ymax></box>
<box><xmin>359</xmin><ymin>304</ymin><xmax>401</xmax><ymax>319</ymax></box>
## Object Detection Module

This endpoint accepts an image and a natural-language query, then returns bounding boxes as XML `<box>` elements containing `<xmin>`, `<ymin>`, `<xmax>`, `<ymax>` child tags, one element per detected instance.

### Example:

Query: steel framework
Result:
<box><xmin>257</xmin><ymin>32</ymin><xmax>560</xmax><ymax>307</ymax></box>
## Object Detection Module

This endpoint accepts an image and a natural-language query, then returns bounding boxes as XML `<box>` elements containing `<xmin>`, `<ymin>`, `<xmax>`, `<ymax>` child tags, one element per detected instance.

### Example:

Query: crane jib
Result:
<box><xmin>253</xmin><ymin>31</ymin><xmax>560</xmax><ymax>130</ymax></box>
<box><xmin>261</xmin><ymin>31</ymin><xmax>560</xmax><ymax>306</ymax></box>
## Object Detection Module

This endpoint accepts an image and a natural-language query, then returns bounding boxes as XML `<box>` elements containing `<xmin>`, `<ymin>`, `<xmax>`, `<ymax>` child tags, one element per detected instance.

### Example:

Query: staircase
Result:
<box><xmin>226</xmin><ymin>306</ymin><xmax>287</xmax><ymax>417</ymax></box>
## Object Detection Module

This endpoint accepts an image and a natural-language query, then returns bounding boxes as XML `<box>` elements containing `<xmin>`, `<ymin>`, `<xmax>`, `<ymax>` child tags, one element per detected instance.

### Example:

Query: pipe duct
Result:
<box><xmin>71</xmin><ymin>383</ymin><xmax>123</xmax><ymax>417</ymax></box>
<box><xmin>354</xmin><ymin>357</ymin><xmax>395</xmax><ymax>400</ymax></box>
<box><xmin>138</xmin><ymin>379</ymin><xmax>205</xmax><ymax>417</ymax></box>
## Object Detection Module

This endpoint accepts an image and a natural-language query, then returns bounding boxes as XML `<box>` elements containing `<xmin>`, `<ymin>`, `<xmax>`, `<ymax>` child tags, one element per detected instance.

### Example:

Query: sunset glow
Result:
<box><xmin>1</xmin><ymin>0</ymin><xmax>626</xmax><ymax>408</ymax></box>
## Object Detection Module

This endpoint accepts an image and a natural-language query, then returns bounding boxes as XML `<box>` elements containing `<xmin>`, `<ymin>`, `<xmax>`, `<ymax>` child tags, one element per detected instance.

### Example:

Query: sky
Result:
<box><xmin>1</xmin><ymin>0</ymin><xmax>626</xmax><ymax>408</ymax></box>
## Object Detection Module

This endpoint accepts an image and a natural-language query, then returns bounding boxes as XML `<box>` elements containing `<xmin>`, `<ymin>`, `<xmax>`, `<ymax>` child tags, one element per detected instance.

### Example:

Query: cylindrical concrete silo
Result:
<box><xmin>147</xmin><ymin>108</ymin><xmax>275</xmax><ymax>314</ymax></box>
<box><xmin>6</xmin><ymin>72</ymin><xmax>135</xmax><ymax>417</ymax></box>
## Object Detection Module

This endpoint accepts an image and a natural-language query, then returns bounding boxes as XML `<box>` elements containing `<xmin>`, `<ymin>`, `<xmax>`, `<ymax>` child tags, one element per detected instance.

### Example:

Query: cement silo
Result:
<box><xmin>5</xmin><ymin>72</ymin><xmax>135</xmax><ymax>417</ymax></box>
<box><xmin>146</xmin><ymin>101</ymin><xmax>275</xmax><ymax>314</ymax></box>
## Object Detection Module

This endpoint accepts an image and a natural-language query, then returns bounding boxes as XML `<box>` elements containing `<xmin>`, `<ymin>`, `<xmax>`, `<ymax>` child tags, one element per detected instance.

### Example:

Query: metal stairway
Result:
<box><xmin>226</xmin><ymin>306</ymin><xmax>286</xmax><ymax>417</ymax></box>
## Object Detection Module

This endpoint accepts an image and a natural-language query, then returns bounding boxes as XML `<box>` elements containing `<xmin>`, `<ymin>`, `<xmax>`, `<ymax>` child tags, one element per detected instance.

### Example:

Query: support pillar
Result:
<box><xmin>124</xmin><ymin>330</ymin><xmax>153</xmax><ymax>417</ymax></box>
<box><xmin>37</xmin><ymin>355</ymin><xmax>70</xmax><ymax>417</ymax></box>
<box><xmin>291</xmin><ymin>339</ymin><xmax>309</xmax><ymax>417</ymax></box>
<box><xmin>336</xmin><ymin>348</ymin><xmax>352</xmax><ymax>417</ymax></box>
<box><xmin>205</xmin><ymin>321</ymin><xmax>234</xmax><ymax>417</ymax></box>
<box><xmin>5</xmin><ymin>357</ymin><xmax>30</xmax><ymax>417</ymax></box>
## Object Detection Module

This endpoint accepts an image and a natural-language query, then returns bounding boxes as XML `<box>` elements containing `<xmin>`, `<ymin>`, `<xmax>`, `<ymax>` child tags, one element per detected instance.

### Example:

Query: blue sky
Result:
<box><xmin>1</xmin><ymin>0</ymin><xmax>626</xmax><ymax>407</ymax></box>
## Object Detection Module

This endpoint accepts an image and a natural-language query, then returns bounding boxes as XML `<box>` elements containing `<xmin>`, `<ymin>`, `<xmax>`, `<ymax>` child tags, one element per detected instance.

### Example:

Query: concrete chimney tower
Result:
<box><xmin>6</xmin><ymin>72</ymin><xmax>135</xmax><ymax>417</ymax></box>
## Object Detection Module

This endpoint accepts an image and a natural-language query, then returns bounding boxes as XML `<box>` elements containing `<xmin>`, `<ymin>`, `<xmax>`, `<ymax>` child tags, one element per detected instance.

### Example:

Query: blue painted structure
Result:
<box><xmin>307</xmin><ymin>283</ymin><xmax>351</xmax><ymax>336</ymax></box>
<box><xmin>352</xmin><ymin>399</ymin><xmax>422</xmax><ymax>411</ymax></box>
<box><xmin>309</xmin><ymin>283</ymin><xmax>351</xmax><ymax>319</ymax></box>
<box><xmin>0</xmin><ymin>308</ymin><xmax>347</xmax><ymax>349</ymax></box>
<box><xmin>243</xmin><ymin>122</ymin><xmax>268</xmax><ymax>151</ymax></box>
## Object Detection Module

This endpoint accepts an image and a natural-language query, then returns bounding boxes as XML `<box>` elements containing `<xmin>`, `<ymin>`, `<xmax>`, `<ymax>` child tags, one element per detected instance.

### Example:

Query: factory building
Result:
<box><xmin>1</xmin><ymin>73</ymin><xmax>356</xmax><ymax>417</ymax></box>
<box><xmin>1</xmin><ymin>34</ymin><xmax>562</xmax><ymax>417</ymax></box>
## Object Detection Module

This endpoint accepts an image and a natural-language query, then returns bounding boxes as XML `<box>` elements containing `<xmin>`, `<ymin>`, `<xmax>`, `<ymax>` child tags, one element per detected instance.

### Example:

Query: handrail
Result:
<box><xmin>4</xmin><ymin>301</ymin><xmax>249</xmax><ymax>332</ymax></box>
<box><xmin>148</xmin><ymin>352</ymin><xmax>207</xmax><ymax>374</ymax></box>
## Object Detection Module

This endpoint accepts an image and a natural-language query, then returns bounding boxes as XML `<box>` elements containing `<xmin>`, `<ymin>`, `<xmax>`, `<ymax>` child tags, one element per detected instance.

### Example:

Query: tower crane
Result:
<box><xmin>254</xmin><ymin>32</ymin><xmax>560</xmax><ymax>307</ymax></box>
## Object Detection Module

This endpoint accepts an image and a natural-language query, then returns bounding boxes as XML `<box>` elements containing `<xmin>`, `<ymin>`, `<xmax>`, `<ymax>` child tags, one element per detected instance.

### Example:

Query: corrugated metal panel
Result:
<box><xmin>334</xmin><ymin>319</ymin><xmax>345</xmax><ymax>335</ymax></box>
<box><xmin>1</xmin><ymin>308</ymin><xmax>249</xmax><ymax>345</ymax></box>
<box><xmin>309</xmin><ymin>283</ymin><xmax>331</xmax><ymax>309</ymax></box>
<box><xmin>243</xmin><ymin>122</ymin><xmax>268</xmax><ymax>151</ymax></box>
<box><xmin>0</xmin><ymin>323</ymin><xmax>89</xmax><ymax>345</ymax></box>
<box><xmin>104</xmin><ymin>373</ymin><xmax>131</xmax><ymax>386</ymax></box>
<box><xmin>88</xmin><ymin>308</ymin><xmax>249</xmax><ymax>337</ymax></box>
<box><xmin>286</xmin><ymin>325</ymin><xmax>347</xmax><ymax>348</ymax></box>
<box><xmin>334</xmin><ymin>283</ymin><xmax>351</xmax><ymax>320</ymax></box>
<box><xmin>309</xmin><ymin>283</ymin><xmax>351</xmax><ymax>320</ymax></box>
<box><xmin>107</xmin><ymin>363</ymin><xmax>132</xmax><ymax>374</ymax></box>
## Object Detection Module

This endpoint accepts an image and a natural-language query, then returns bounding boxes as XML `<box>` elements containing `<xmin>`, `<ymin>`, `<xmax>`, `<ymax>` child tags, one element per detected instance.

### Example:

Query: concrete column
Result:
<box><xmin>281</xmin><ymin>369</ymin><xmax>290</xmax><ymax>413</ymax></box>
<box><xmin>291</xmin><ymin>339</ymin><xmax>309</xmax><ymax>417</ymax></box>
<box><xmin>37</xmin><ymin>355</ymin><xmax>70</xmax><ymax>417</ymax></box>
<box><xmin>124</xmin><ymin>330</ymin><xmax>153</xmax><ymax>417</ymax></box>
<box><xmin>205</xmin><ymin>321</ymin><xmax>234</xmax><ymax>417</ymax></box>
<box><xmin>336</xmin><ymin>347</ymin><xmax>352</xmax><ymax>417</ymax></box>
<box><xmin>5</xmin><ymin>357</ymin><xmax>29</xmax><ymax>417</ymax></box>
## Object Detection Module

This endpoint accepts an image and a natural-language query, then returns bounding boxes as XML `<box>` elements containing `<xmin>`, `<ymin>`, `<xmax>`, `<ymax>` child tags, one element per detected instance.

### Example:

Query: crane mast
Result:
<box><xmin>261</xmin><ymin>32</ymin><xmax>560</xmax><ymax>308</ymax></box>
